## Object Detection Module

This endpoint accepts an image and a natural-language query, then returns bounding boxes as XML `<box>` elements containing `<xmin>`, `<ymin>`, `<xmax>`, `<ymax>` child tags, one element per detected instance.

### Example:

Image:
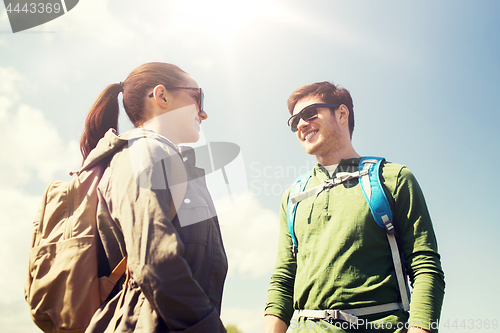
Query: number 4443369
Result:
<box><xmin>442</xmin><ymin>319</ymin><xmax>498</xmax><ymax>330</ymax></box>
<box><xmin>5</xmin><ymin>2</ymin><xmax>62</xmax><ymax>14</ymax></box>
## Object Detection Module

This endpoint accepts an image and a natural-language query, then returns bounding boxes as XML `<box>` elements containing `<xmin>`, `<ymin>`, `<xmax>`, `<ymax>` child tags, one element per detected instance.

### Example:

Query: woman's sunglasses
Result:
<box><xmin>149</xmin><ymin>87</ymin><xmax>204</xmax><ymax>112</ymax></box>
<box><xmin>287</xmin><ymin>103</ymin><xmax>341</xmax><ymax>132</ymax></box>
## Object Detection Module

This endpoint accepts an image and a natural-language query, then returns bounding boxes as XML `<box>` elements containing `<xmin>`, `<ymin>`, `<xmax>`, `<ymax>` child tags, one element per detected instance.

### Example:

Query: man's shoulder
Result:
<box><xmin>382</xmin><ymin>160</ymin><xmax>419</xmax><ymax>180</ymax></box>
<box><xmin>380</xmin><ymin>160</ymin><xmax>423</xmax><ymax>198</ymax></box>
<box><xmin>381</xmin><ymin>160</ymin><xmax>407</xmax><ymax>176</ymax></box>
<box><xmin>280</xmin><ymin>169</ymin><xmax>313</xmax><ymax>209</ymax></box>
<box><xmin>281</xmin><ymin>182</ymin><xmax>294</xmax><ymax>206</ymax></box>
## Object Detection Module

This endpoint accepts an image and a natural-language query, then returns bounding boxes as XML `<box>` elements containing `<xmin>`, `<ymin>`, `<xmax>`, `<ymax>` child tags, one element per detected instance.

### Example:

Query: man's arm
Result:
<box><xmin>263</xmin><ymin>315</ymin><xmax>288</xmax><ymax>333</ymax></box>
<box><xmin>264</xmin><ymin>189</ymin><xmax>296</xmax><ymax>329</ymax></box>
<box><xmin>393</xmin><ymin>166</ymin><xmax>445</xmax><ymax>333</ymax></box>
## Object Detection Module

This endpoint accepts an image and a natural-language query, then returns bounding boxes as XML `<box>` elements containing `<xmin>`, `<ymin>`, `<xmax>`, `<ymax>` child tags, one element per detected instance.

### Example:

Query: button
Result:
<box><xmin>184</xmin><ymin>198</ymin><xmax>191</xmax><ymax>204</ymax></box>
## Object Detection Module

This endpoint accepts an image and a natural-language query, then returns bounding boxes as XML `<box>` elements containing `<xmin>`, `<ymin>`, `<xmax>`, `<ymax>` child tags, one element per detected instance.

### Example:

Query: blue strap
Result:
<box><xmin>287</xmin><ymin>171</ymin><xmax>311</xmax><ymax>255</ymax></box>
<box><xmin>360</xmin><ymin>157</ymin><xmax>411</xmax><ymax>309</ymax></box>
<box><xmin>359</xmin><ymin>157</ymin><xmax>394</xmax><ymax>232</ymax></box>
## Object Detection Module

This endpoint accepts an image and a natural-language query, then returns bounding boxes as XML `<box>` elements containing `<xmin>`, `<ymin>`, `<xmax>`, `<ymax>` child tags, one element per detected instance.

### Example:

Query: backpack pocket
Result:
<box><xmin>27</xmin><ymin>235</ymin><xmax>100</xmax><ymax>333</ymax></box>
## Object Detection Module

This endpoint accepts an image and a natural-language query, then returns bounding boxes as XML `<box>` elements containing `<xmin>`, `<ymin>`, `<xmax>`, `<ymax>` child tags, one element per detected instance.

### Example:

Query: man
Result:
<box><xmin>263</xmin><ymin>82</ymin><xmax>444</xmax><ymax>332</ymax></box>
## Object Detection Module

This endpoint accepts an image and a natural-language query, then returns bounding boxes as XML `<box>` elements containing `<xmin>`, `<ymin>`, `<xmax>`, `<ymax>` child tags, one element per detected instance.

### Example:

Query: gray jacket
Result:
<box><xmin>85</xmin><ymin>129</ymin><xmax>228</xmax><ymax>333</ymax></box>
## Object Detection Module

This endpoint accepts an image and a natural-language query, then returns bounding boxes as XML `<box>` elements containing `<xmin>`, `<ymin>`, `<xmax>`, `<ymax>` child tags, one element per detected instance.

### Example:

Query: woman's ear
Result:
<box><xmin>152</xmin><ymin>85</ymin><xmax>168</xmax><ymax>105</ymax></box>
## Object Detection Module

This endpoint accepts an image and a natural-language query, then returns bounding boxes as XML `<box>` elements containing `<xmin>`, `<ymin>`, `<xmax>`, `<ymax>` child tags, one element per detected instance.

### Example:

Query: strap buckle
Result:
<box><xmin>381</xmin><ymin>214</ymin><xmax>395</xmax><ymax>235</ymax></box>
<box><xmin>326</xmin><ymin>169</ymin><xmax>369</xmax><ymax>189</ymax></box>
<box><xmin>322</xmin><ymin>179</ymin><xmax>334</xmax><ymax>190</ymax></box>
<box><xmin>324</xmin><ymin>310</ymin><xmax>359</xmax><ymax>324</ymax></box>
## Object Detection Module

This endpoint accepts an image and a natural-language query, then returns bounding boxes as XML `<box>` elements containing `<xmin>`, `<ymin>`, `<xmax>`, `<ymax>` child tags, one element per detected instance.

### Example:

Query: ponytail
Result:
<box><xmin>80</xmin><ymin>83</ymin><xmax>122</xmax><ymax>161</ymax></box>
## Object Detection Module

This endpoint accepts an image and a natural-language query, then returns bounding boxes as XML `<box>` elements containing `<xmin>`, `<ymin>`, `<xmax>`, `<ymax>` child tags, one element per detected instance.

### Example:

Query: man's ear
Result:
<box><xmin>336</xmin><ymin>104</ymin><xmax>349</xmax><ymax>125</ymax></box>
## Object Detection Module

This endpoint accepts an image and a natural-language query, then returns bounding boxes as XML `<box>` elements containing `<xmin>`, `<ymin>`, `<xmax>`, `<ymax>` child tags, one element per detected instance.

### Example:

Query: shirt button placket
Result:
<box><xmin>322</xmin><ymin>190</ymin><xmax>330</xmax><ymax>221</ymax></box>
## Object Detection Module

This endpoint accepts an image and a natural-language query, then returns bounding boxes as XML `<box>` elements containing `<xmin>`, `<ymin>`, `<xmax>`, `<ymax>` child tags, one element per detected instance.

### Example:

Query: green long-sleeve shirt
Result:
<box><xmin>265</xmin><ymin>158</ymin><xmax>445</xmax><ymax>332</ymax></box>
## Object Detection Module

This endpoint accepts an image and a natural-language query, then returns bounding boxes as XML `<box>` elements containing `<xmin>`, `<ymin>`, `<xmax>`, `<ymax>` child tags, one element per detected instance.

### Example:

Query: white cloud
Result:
<box><xmin>219</xmin><ymin>194</ymin><xmax>279</xmax><ymax>279</ymax></box>
<box><xmin>222</xmin><ymin>306</ymin><xmax>300</xmax><ymax>333</ymax></box>
<box><xmin>221</xmin><ymin>307</ymin><xmax>264</xmax><ymax>333</ymax></box>
<box><xmin>0</xmin><ymin>66</ymin><xmax>24</xmax><ymax>100</ymax></box>
<box><xmin>0</xmin><ymin>8</ymin><xmax>10</xmax><ymax>35</ymax></box>
<box><xmin>0</xmin><ymin>95</ymin><xmax>13</xmax><ymax>115</ymax></box>
<box><xmin>0</xmin><ymin>102</ymin><xmax>81</xmax><ymax>187</ymax></box>
<box><xmin>42</xmin><ymin>0</ymin><xmax>122</xmax><ymax>41</ymax></box>
<box><xmin>0</xmin><ymin>186</ymin><xmax>42</xmax><ymax>333</ymax></box>
<box><xmin>41</xmin><ymin>0</ymin><xmax>161</xmax><ymax>46</ymax></box>
<box><xmin>0</xmin><ymin>66</ymin><xmax>80</xmax><ymax>186</ymax></box>
<box><xmin>0</xmin><ymin>187</ymin><xmax>39</xmax><ymax>302</ymax></box>
<box><xmin>0</xmin><ymin>66</ymin><xmax>81</xmax><ymax>332</ymax></box>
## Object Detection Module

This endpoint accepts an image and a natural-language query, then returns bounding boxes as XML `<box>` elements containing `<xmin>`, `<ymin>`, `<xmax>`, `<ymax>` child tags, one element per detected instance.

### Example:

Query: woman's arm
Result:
<box><xmin>108</xmin><ymin>149</ymin><xmax>225</xmax><ymax>331</ymax></box>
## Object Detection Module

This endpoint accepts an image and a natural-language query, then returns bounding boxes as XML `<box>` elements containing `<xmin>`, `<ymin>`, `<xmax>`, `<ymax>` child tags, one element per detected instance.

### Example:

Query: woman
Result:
<box><xmin>81</xmin><ymin>62</ymin><xmax>228</xmax><ymax>332</ymax></box>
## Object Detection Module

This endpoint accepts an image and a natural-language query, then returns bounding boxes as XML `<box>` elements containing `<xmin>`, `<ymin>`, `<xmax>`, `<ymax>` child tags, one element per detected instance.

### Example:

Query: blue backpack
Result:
<box><xmin>286</xmin><ymin>156</ymin><xmax>410</xmax><ymax>311</ymax></box>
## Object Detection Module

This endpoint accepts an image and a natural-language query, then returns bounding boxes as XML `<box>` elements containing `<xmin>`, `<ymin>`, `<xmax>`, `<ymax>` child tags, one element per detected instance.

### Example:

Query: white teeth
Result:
<box><xmin>304</xmin><ymin>131</ymin><xmax>317</xmax><ymax>141</ymax></box>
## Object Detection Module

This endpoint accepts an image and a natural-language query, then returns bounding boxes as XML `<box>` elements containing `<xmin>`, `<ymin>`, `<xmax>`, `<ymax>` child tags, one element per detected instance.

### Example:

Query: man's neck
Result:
<box><xmin>316</xmin><ymin>146</ymin><xmax>360</xmax><ymax>166</ymax></box>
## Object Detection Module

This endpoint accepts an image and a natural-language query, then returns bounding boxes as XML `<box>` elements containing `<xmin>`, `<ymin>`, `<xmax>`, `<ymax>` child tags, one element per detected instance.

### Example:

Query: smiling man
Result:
<box><xmin>263</xmin><ymin>82</ymin><xmax>445</xmax><ymax>332</ymax></box>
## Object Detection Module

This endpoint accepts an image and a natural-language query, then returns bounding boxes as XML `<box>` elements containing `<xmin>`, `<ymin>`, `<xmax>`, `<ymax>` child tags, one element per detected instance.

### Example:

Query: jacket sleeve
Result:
<box><xmin>264</xmin><ymin>188</ymin><xmax>296</xmax><ymax>326</ymax></box>
<box><xmin>393</xmin><ymin>167</ymin><xmax>445</xmax><ymax>333</ymax></box>
<box><xmin>107</xmin><ymin>152</ymin><xmax>225</xmax><ymax>332</ymax></box>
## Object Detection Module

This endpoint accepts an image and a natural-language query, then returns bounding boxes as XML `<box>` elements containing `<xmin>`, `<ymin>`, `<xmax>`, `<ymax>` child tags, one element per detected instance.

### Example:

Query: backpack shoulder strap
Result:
<box><xmin>286</xmin><ymin>171</ymin><xmax>311</xmax><ymax>256</ymax></box>
<box><xmin>359</xmin><ymin>157</ymin><xmax>393</xmax><ymax>232</ymax></box>
<box><xmin>359</xmin><ymin>156</ymin><xmax>410</xmax><ymax>312</ymax></box>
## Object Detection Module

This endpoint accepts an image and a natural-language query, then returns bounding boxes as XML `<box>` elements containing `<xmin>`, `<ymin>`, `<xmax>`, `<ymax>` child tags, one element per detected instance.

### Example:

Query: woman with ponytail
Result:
<box><xmin>81</xmin><ymin>63</ymin><xmax>227</xmax><ymax>332</ymax></box>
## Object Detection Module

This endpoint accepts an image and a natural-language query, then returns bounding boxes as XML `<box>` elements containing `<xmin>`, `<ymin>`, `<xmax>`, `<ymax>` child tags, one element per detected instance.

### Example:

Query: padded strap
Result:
<box><xmin>287</xmin><ymin>172</ymin><xmax>311</xmax><ymax>255</ymax></box>
<box><xmin>359</xmin><ymin>157</ymin><xmax>411</xmax><ymax>312</ymax></box>
<box><xmin>359</xmin><ymin>157</ymin><xmax>393</xmax><ymax>230</ymax></box>
<box><xmin>297</xmin><ymin>302</ymin><xmax>404</xmax><ymax>323</ymax></box>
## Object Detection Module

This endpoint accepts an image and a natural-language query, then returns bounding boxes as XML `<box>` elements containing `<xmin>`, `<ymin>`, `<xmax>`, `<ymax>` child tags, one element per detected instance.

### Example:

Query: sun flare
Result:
<box><xmin>168</xmin><ymin>0</ymin><xmax>284</xmax><ymax>45</ymax></box>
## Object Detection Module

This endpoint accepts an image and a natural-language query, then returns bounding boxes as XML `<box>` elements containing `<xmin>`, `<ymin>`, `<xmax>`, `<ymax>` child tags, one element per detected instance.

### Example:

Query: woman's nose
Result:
<box><xmin>199</xmin><ymin>110</ymin><xmax>208</xmax><ymax>121</ymax></box>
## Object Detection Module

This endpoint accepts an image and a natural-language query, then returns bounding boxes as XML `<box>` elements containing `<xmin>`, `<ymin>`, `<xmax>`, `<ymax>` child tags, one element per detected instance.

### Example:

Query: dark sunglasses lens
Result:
<box><xmin>290</xmin><ymin>106</ymin><xmax>318</xmax><ymax>132</ymax></box>
<box><xmin>302</xmin><ymin>106</ymin><xmax>318</xmax><ymax>120</ymax></box>
<box><xmin>291</xmin><ymin>115</ymin><xmax>301</xmax><ymax>131</ymax></box>
<box><xmin>199</xmin><ymin>89</ymin><xmax>204</xmax><ymax>111</ymax></box>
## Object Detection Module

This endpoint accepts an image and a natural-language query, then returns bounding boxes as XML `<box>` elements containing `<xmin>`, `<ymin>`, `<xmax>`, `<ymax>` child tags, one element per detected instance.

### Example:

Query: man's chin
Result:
<box><xmin>302</xmin><ymin>143</ymin><xmax>319</xmax><ymax>156</ymax></box>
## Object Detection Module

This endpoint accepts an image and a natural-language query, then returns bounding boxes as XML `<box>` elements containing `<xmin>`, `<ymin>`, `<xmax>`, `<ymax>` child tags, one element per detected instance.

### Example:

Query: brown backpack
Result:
<box><xmin>25</xmin><ymin>129</ymin><xmax>128</xmax><ymax>333</ymax></box>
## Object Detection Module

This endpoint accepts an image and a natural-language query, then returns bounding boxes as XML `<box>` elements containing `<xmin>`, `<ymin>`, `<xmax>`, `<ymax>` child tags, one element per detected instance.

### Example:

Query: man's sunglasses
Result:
<box><xmin>287</xmin><ymin>103</ymin><xmax>341</xmax><ymax>132</ymax></box>
<box><xmin>149</xmin><ymin>87</ymin><xmax>204</xmax><ymax>112</ymax></box>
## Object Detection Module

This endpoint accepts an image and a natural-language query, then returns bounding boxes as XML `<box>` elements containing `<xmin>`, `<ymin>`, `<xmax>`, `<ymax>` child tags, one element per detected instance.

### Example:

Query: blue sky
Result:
<box><xmin>1</xmin><ymin>1</ymin><xmax>499</xmax><ymax>332</ymax></box>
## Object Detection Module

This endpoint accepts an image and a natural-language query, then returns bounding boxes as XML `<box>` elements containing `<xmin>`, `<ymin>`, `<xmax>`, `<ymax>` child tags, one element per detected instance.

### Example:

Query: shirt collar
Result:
<box><xmin>313</xmin><ymin>157</ymin><xmax>363</xmax><ymax>178</ymax></box>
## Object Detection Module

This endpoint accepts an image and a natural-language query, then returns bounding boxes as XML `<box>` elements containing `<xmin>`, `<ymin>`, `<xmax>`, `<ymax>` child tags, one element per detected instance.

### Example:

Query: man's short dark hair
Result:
<box><xmin>287</xmin><ymin>81</ymin><xmax>354</xmax><ymax>138</ymax></box>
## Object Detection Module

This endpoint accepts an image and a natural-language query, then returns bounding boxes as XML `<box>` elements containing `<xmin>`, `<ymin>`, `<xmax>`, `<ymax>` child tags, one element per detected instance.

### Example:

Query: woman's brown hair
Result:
<box><xmin>80</xmin><ymin>62</ymin><xmax>188</xmax><ymax>160</ymax></box>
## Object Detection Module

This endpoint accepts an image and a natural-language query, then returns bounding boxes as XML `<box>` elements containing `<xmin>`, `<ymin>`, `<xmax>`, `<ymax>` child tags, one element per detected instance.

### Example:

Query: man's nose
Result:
<box><xmin>297</xmin><ymin>117</ymin><xmax>310</xmax><ymax>131</ymax></box>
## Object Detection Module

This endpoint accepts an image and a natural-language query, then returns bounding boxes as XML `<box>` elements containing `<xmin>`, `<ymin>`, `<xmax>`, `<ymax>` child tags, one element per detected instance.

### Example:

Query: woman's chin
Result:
<box><xmin>181</xmin><ymin>132</ymin><xmax>200</xmax><ymax>144</ymax></box>
<box><xmin>192</xmin><ymin>132</ymin><xmax>200</xmax><ymax>143</ymax></box>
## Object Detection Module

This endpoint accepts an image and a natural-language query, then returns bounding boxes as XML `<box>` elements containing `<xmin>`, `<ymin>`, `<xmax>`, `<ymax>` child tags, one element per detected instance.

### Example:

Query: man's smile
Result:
<box><xmin>303</xmin><ymin>129</ymin><xmax>318</xmax><ymax>142</ymax></box>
